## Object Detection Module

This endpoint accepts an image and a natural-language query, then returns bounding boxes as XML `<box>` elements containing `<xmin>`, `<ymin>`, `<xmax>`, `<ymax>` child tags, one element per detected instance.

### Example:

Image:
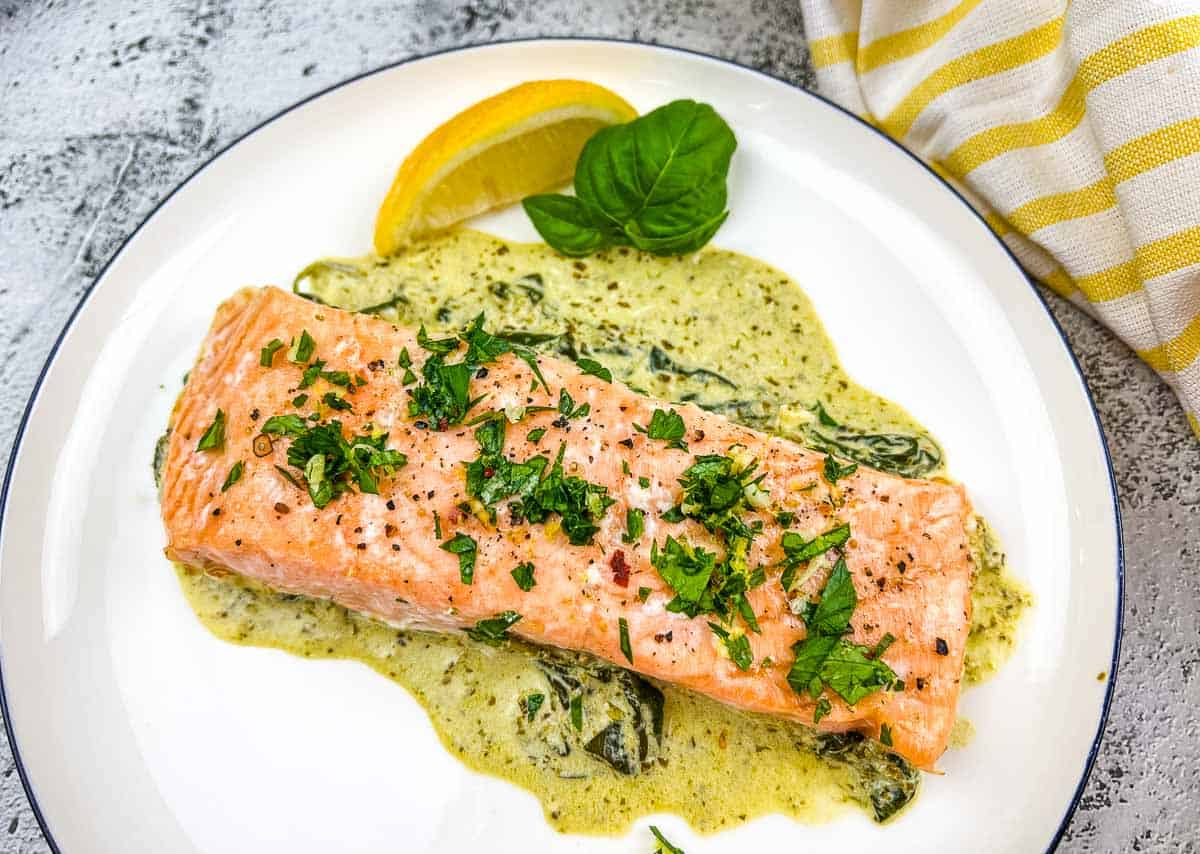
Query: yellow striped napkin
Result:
<box><xmin>800</xmin><ymin>0</ymin><xmax>1200</xmax><ymax>437</ymax></box>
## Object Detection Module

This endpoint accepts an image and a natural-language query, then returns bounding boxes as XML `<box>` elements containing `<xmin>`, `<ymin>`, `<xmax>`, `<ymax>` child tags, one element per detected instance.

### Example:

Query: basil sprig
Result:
<box><xmin>523</xmin><ymin>99</ymin><xmax>737</xmax><ymax>257</ymax></box>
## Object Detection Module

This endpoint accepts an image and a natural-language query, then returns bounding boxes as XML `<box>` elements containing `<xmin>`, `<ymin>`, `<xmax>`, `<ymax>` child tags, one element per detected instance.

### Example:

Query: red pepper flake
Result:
<box><xmin>483</xmin><ymin>466</ymin><xmax>495</xmax><ymax>478</ymax></box>
<box><xmin>609</xmin><ymin>550</ymin><xmax>630</xmax><ymax>587</ymax></box>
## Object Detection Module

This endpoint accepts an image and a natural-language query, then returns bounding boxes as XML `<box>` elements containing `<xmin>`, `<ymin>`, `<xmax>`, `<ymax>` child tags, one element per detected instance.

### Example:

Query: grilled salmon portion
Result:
<box><xmin>162</xmin><ymin>287</ymin><xmax>974</xmax><ymax>769</ymax></box>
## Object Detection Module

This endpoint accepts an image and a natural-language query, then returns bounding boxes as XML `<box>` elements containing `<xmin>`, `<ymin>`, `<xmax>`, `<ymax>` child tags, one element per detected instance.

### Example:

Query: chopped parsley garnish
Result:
<box><xmin>524</xmin><ymin>693</ymin><xmax>545</xmax><ymax>721</ymax></box>
<box><xmin>322</xmin><ymin>391</ymin><xmax>353</xmax><ymax>412</ymax></box>
<box><xmin>261</xmin><ymin>414</ymin><xmax>307</xmax><ymax>437</ymax></box>
<box><xmin>557</xmin><ymin>388</ymin><xmax>589</xmax><ymax>419</ymax></box>
<box><xmin>463</xmin><ymin>419</ymin><xmax>614</xmax><ymax>546</ymax></box>
<box><xmin>433</xmin><ymin>509</ymin><xmax>442</xmax><ymax>539</ymax></box>
<box><xmin>466</xmin><ymin>610</ymin><xmax>521</xmax><ymax>644</ymax></box>
<box><xmin>823</xmin><ymin>454</ymin><xmax>859</xmax><ymax>484</ymax></box>
<box><xmin>401</xmin><ymin>367</ymin><xmax>418</xmax><ymax>385</ymax></box>
<box><xmin>649</xmin><ymin>450</ymin><xmax>768</xmax><ymax>632</ymax></box>
<box><xmin>298</xmin><ymin>359</ymin><xmax>326</xmax><ymax>389</ymax></box>
<box><xmin>638</xmin><ymin>586</ymin><xmax>652</xmax><ymax>602</ymax></box>
<box><xmin>570</xmin><ymin>694</ymin><xmax>583</xmax><ymax>731</ymax></box>
<box><xmin>407</xmin><ymin>314</ymin><xmax>550</xmax><ymax>430</ymax></box>
<box><xmin>196</xmin><ymin>409</ymin><xmax>226</xmax><ymax>451</ymax></box>
<box><xmin>398</xmin><ymin>347</ymin><xmax>412</xmax><ymax>369</ymax></box>
<box><xmin>274</xmin><ymin>464</ymin><xmax>304</xmax><ymax>490</ymax></box>
<box><xmin>320</xmin><ymin>369</ymin><xmax>352</xmax><ymax>387</ymax></box>
<box><xmin>221</xmin><ymin>460</ymin><xmax>244</xmax><ymax>492</ymax></box>
<box><xmin>292</xmin><ymin>393</ymin><xmax>308</xmax><ymax>408</ymax></box>
<box><xmin>622</xmin><ymin>460</ymin><xmax>631</xmax><ymax>475</ymax></box>
<box><xmin>708</xmin><ymin>622</ymin><xmax>752</xmax><ymax>670</ymax></box>
<box><xmin>290</xmin><ymin>329</ymin><xmax>316</xmax><ymax>363</ymax></box>
<box><xmin>786</xmin><ymin>559</ymin><xmax>899</xmax><ymax>707</ymax></box>
<box><xmin>576</xmin><ymin>357</ymin><xmax>612</xmax><ymax>382</ymax></box>
<box><xmin>779</xmin><ymin>522</ymin><xmax>851</xmax><ymax>591</ymax></box>
<box><xmin>774</xmin><ymin>510</ymin><xmax>795</xmax><ymax>527</ymax></box>
<box><xmin>619</xmin><ymin>617</ymin><xmax>634</xmax><ymax>664</ymax></box>
<box><xmin>635</xmin><ymin>408</ymin><xmax>687</xmax><ymax>450</ymax></box>
<box><xmin>416</xmin><ymin>325</ymin><xmax>458</xmax><ymax>356</ymax></box>
<box><xmin>651</xmin><ymin>536</ymin><xmax>716</xmax><ymax>613</ymax></box>
<box><xmin>660</xmin><ymin>506</ymin><xmax>685</xmax><ymax>523</ymax></box>
<box><xmin>622</xmin><ymin>507</ymin><xmax>645</xmax><ymax>544</ymax></box>
<box><xmin>650</xmin><ymin>825</ymin><xmax>684</xmax><ymax>854</ymax></box>
<box><xmin>260</xmin><ymin>338</ymin><xmax>285</xmax><ymax>366</ymax></box>
<box><xmin>880</xmin><ymin>723</ymin><xmax>893</xmax><ymax>747</ymax></box>
<box><xmin>511</xmin><ymin>561</ymin><xmax>536</xmax><ymax>591</ymax></box>
<box><xmin>277</xmin><ymin>419</ymin><xmax>407</xmax><ymax>508</ymax></box>
<box><xmin>638</xmin><ymin>476</ymin><xmax>650</xmax><ymax>489</ymax></box>
<box><xmin>813</xmin><ymin>696</ymin><xmax>831</xmax><ymax>724</ymax></box>
<box><xmin>441</xmin><ymin>532</ymin><xmax>478</xmax><ymax>585</ymax></box>
<box><xmin>527</xmin><ymin>427</ymin><xmax>546</xmax><ymax>443</ymax></box>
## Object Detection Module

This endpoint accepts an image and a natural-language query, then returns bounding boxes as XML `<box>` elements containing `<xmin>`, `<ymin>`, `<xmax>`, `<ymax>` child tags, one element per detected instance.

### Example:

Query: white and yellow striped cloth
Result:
<box><xmin>800</xmin><ymin>0</ymin><xmax>1200</xmax><ymax>437</ymax></box>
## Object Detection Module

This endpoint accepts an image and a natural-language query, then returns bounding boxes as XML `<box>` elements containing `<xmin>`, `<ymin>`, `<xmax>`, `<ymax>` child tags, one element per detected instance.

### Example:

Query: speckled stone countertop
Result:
<box><xmin>1</xmin><ymin>2</ymin><xmax>1197</xmax><ymax>852</ymax></box>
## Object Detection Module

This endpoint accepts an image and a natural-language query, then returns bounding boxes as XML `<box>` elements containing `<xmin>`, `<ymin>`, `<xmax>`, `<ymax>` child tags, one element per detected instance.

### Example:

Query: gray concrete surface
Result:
<box><xmin>0</xmin><ymin>1</ymin><xmax>1196</xmax><ymax>851</ymax></box>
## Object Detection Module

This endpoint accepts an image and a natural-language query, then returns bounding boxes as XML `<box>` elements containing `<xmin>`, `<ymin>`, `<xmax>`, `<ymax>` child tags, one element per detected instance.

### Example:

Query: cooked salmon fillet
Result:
<box><xmin>161</xmin><ymin>287</ymin><xmax>974</xmax><ymax>769</ymax></box>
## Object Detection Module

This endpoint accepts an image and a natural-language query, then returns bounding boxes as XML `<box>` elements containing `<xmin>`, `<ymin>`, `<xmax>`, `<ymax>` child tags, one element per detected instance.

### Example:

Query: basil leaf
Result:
<box><xmin>819</xmin><ymin>639</ymin><xmax>898</xmax><ymax>706</ymax></box>
<box><xmin>261</xmin><ymin>414</ymin><xmax>308</xmax><ymax>437</ymax></box>
<box><xmin>813</xmin><ymin>696</ymin><xmax>832</xmax><ymax>724</ymax></box>
<box><xmin>574</xmin><ymin>100</ymin><xmax>735</xmax><ymax>252</ymax></box>
<box><xmin>522</xmin><ymin>194</ymin><xmax>611</xmax><ymax>257</ymax></box>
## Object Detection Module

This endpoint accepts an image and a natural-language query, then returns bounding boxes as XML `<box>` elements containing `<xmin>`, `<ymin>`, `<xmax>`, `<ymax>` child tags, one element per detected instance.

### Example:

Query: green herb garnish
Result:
<box><xmin>273</xmin><ymin>419</ymin><xmax>407</xmax><ymax>507</ymax></box>
<box><xmin>619</xmin><ymin>617</ymin><xmax>634</xmax><ymax>664</ymax></box>
<box><xmin>622</xmin><ymin>507</ymin><xmax>645</xmax><ymax>544</ymax></box>
<box><xmin>221</xmin><ymin>460</ymin><xmax>244</xmax><ymax>492</ymax></box>
<box><xmin>466</xmin><ymin>610</ymin><xmax>521</xmax><ymax>644</ymax></box>
<box><xmin>557</xmin><ymin>388</ymin><xmax>589</xmax><ymax>419</ymax></box>
<box><xmin>813</xmin><ymin>696</ymin><xmax>832</xmax><ymax>724</ymax></box>
<box><xmin>523</xmin><ymin>99</ymin><xmax>736</xmax><ymax>258</ymax></box>
<box><xmin>651</xmin><ymin>536</ymin><xmax>716</xmax><ymax>612</ymax></box>
<box><xmin>322</xmin><ymin>392</ymin><xmax>353</xmax><ymax>412</ymax></box>
<box><xmin>298</xmin><ymin>359</ymin><xmax>326</xmax><ymax>389</ymax></box>
<box><xmin>290</xmin><ymin>329</ymin><xmax>316</xmax><ymax>363</ymax></box>
<box><xmin>527</xmin><ymin>427</ymin><xmax>546</xmax><ymax>443</ymax></box>
<box><xmin>261</xmin><ymin>414</ymin><xmax>307</xmax><ymax>437</ymax></box>
<box><xmin>649</xmin><ymin>825</ymin><xmax>685</xmax><ymax>854</ymax></box>
<box><xmin>576</xmin><ymin>357</ymin><xmax>612</xmax><ymax>382</ymax></box>
<box><xmin>196</xmin><ymin>409</ymin><xmax>226</xmax><ymax>451</ymax></box>
<box><xmin>708</xmin><ymin>622</ymin><xmax>752</xmax><ymax>671</ymax></box>
<box><xmin>511</xmin><ymin>561</ymin><xmax>536</xmax><ymax>591</ymax></box>
<box><xmin>638</xmin><ymin>586</ymin><xmax>652</xmax><ymax>602</ymax></box>
<box><xmin>292</xmin><ymin>393</ymin><xmax>308</xmax><ymax>408</ymax></box>
<box><xmin>779</xmin><ymin>522</ymin><xmax>851</xmax><ymax>591</ymax></box>
<box><xmin>441</xmin><ymin>532</ymin><xmax>478</xmax><ymax>585</ymax></box>
<box><xmin>636</xmin><ymin>408</ymin><xmax>687</xmax><ymax>450</ymax></box>
<box><xmin>880</xmin><ymin>723</ymin><xmax>893</xmax><ymax>747</ymax></box>
<box><xmin>260</xmin><ymin>339</ymin><xmax>285</xmax><ymax>366</ymax></box>
<box><xmin>786</xmin><ymin>559</ymin><xmax>899</xmax><ymax>707</ymax></box>
<box><xmin>823</xmin><ymin>454</ymin><xmax>859</xmax><ymax>484</ymax></box>
<box><xmin>638</xmin><ymin>476</ymin><xmax>651</xmax><ymax>489</ymax></box>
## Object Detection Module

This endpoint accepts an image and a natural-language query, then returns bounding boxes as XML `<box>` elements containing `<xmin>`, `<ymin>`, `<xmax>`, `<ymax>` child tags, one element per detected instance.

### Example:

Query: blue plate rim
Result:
<box><xmin>0</xmin><ymin>35</ymin><xmax>1123</xmax><ymax>854</ymax></box>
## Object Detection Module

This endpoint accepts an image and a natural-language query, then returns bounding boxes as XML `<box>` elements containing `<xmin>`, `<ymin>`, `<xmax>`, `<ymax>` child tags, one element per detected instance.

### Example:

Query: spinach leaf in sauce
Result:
<box><xmin>805</xmin><ymin>403</ymin><xmax>941</xmax><ymax>478</ymax></box>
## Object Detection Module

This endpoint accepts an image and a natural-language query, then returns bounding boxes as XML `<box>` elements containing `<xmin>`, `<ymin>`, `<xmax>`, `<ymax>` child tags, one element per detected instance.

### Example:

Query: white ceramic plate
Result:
<box><xmin>0</xmin><ymin>40</ymin><xmax>1120</xmax><ymax>853</ymax></box>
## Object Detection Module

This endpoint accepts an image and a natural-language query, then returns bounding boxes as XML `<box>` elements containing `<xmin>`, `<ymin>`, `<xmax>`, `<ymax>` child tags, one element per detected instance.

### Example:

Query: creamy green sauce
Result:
<box><xmin>172</xmin><ymin>228</ymin><xmax>1028</xmax><ymax>833</ymax></box>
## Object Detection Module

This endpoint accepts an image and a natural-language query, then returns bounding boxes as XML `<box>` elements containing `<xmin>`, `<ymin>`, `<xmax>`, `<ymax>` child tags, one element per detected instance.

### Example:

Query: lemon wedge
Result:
<box><xmin>373</xmin><ymin>79</ymin><xmax>637</xmax><ymax>255</ymax></box>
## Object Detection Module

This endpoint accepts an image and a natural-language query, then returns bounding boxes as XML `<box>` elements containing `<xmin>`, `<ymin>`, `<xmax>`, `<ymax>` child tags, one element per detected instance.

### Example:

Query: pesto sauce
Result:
<box><xmin>174</xmin><ymin>228</ymin><xmax>1028</xmax><ymax>833</ymax></box>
